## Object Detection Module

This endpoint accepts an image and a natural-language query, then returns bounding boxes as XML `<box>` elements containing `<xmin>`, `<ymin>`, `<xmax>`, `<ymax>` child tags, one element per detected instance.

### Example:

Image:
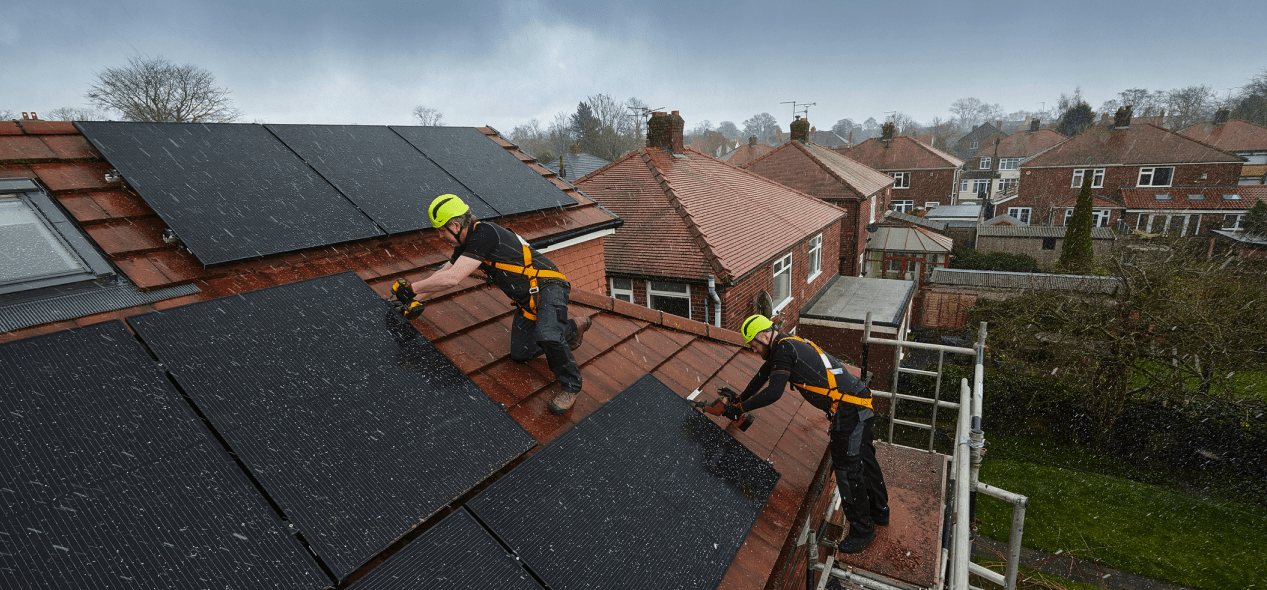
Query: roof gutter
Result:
<box><xmin>531</xmin><ymin>217</ymin><xmax>623</xmax><ymax>252</ymax></box>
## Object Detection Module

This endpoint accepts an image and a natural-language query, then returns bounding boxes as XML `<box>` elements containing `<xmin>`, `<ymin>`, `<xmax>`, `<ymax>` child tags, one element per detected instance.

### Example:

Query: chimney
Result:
<box><xmin>1214</xmin><ymin>108</ymin><xmax>1230</xmax><ymax>125</ymax></box>
<box><xmin>790</xmin><ymin>115</ymin><xmax>810</xmax><ymax>142</ymax></box>
<box><xmin>1029</xmin><ymin>119</ymin><xmax>1041</xmax><ymax>132</ymax></box>
<box><xmin>996</xmin><ymin>119</ymin><xmax>1002</xmax><ymax>129</ymax></box>
<box><xmin>880</xmin><ymin>122</ymin><xmax>895</xmax><ymax>141</ymax></box>
<box><xmin>848</xmin><ymin>131</ymin><xmax>853</xmax><ymax>144</ymax></box>
<box><xmin>749</xmin><ymin>135</ymin><xmax>758</xmax><ymax>147</ymax></box>
<box><xmin>1025</xmin><ymin>115</ymin><xmax>1031</xmax><ymax>125</ymax></box>
<box><xmin>1113</xmin><ymin>105</ymin><xmax>1133</xmax><ymax>129</ymax></box>
<box><xmin>647</xmin><ymin>110</ymin><xmax>685</xmax><ymax>154</ymax></box>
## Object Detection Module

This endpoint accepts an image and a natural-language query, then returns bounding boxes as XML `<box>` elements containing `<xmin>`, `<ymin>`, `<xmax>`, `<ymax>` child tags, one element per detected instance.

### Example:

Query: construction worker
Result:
<box><xmin>401</xmin><ymin>194</ymin><xmax>591</xmax><ymax>414</ymax></box>
<box><xmin>728</xmin><ymin>314</ymin><xmax>889</xmax><ymax>554</ymax></box>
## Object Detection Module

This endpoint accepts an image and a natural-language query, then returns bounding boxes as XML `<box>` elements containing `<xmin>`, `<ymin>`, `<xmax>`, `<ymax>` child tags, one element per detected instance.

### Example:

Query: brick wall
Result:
<box><xmin>1018</xmin><ymin>163</ymin><xmax>1242</xmax><ymax>224</ymax></box>
<box><xmin>797</xmin><ymin>323</ymin><xmax>896</xmax><ymax>391</ymax></box>
<box><xmin>545</xmin><ymin>236</ymin><xmax>607</xmax><ymax>294</ymax></box>
<box><xmin>975</xmin><ymin>235</ymin><xmax>1117</xmax><ymax>269</ymax></box>
<box><xmin>891</xmin><ymin>168</ymin><xmax>958</xmax><ymax>205</ymax></box>
<box><xmin>718</xmin><ymin>219</ymin><xmax>842</xmax><ymax>334</ymax></box>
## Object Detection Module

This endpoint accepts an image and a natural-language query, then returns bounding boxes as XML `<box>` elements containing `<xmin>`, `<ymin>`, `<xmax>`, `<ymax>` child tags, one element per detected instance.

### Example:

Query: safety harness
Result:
<box><xmin>777</xmin><ymin>335</ymin><xmax>872</xmax><ymax>414</ymax></box>
<box><xmin>477</xmin><ymin>223</ymin><xmax>567</xmax><ymax>321</ymax></box>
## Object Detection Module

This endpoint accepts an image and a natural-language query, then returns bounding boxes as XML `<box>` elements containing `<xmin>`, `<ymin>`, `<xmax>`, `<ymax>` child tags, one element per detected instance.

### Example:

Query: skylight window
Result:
<box><xmin>1222</xmin><ymin>193</ymin><xmax>1242</xmax><ymax>200</ymax></box>
<box><xmin>0</xmin><ymin>178</ymin><xmax>112</xmax><ymax>299</ymax></box>
<box><xmin>1187</xmin><ymin>194</ymin><xmax>1205</xmax><ymax>200</ymax></box>
<box><xmin>1153</xmin><ymin>193</ymin><xmax>1172</xmax><ymax>201</ymax></box>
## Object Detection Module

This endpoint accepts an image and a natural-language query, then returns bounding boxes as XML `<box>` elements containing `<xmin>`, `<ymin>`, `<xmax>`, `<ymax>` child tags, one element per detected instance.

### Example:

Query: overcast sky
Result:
<box><xmin>5</xmin><ymin>0</ymin><xmax>1266</xmax><ymax>132</ymax></box>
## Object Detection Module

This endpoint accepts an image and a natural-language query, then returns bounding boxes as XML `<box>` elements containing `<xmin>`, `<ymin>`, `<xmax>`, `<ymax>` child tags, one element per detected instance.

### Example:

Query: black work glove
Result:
<box><xmin>718</xmin><ymin>386</ymin><xmax>740</xmax><ymax>401</ymax></box>
<box><xmin>392</xmin><ymin>279</ymin><xmax>417</xmax><ymax>304</ymax></box>
<box><xmin>722</xmin><ymin>403</ymin><xmax>744</xmax><ymax>421</ymax></box>
<box><xmin>391</xmin><ymin>299</ymin><xmax>425</xmax><ymax>320</ymax></box>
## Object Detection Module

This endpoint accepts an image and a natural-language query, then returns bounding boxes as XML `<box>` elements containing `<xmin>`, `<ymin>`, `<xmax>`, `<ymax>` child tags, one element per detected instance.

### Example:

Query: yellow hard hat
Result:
<box><xmin>740</xmin><ymin>314</ymin><xmax>773</xmax><ymax>343</ymax></box>
<box><xmin>428</xmin><ymin>194</ymin><xmax>470</xmax><ymax>228</ymax></box>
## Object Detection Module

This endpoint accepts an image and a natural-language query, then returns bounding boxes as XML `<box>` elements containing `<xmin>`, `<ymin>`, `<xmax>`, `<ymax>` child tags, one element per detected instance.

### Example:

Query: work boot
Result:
<box><xmin>549</xmin><ymin>389</ymin><xmax>579</xmax><ymax>414</ymax></box>
<box><xmin>569</xmin><ymin>316</ymin><xmax>592</xmax><ymax>351</ymax></box>
<box><xmin>872</xmin><ymin>508</ymin><xmax>890</xmax><ymax>527</ymax></box>
<box><xmin>838</xmin><ymin>529</ymin><xmax>876</xmax><ymax>554</ymax></box>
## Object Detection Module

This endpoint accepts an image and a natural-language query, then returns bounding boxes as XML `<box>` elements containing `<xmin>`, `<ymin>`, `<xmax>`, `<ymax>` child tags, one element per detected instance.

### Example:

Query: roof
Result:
<box><xmin>868</xmin><ymin>225</ymin><xmax>953</xmax><ymax>253</ymax></box>
<box><xmin>1023</xmin><ymin>123</ymin><xmax>1242</xmax><ymax>168</ymax></box>
<box><xmin>1211</xmin><ymin>229</ymin><xmax>1267</xmax><ymax>247</ymax></box>
<box><xmin>1052</xmin><ymin>193</ymin><xmax>1126</xmax><ymax>208</ymax></box>
<box><xmin>576</xmin><ymin>147</ymin><xmax>845</xmax><ymax>283</ymax></box>
<box><xmin>1119</xmin><ymin>186</ymin><xmax>1267</xmax><ymax>210</ymax></box>
<box><xmin>744</xmin><ymin>140</ymin><xmax>894</xmax><ymax>200</ymax></box>
<box><xmin>982</xmin><ymin>213</ymin><xmax>1025</xmax><ymax>226</ymax></box>
<box><xmin>977</xmin><ymin>225</ymin><xmax>1117</xmax><ymax>240</ymax></box>
<box><xmin>0</xmin><ymin>121</ymin><xmax>832</xmax><ymax>590</ymax></box>
<box><xmin>925</xmin><ymin>204</ymin><xmax>982</xmax><ymax>221</ymax></box>
<box><xmin>975</xmin><ymin>128</ymin><xmax>1066</xmax><ymax>159</ymax></box>
<box><xmin>807</xmin><ymin>130</ymin><xmax>849</xmax><ymax>147</ymax></box>
<box><xmin>799</xmin><ymin>274</ymin><xmax>916</xmax><ymax>328</ymax></box>
<box><xmin>542</xmin><ymin>152</ymin><xmax>610</xmax><ymax>180</ymax></box>
<box><xmin>1179</xmin><ymin>119</ymin><xmax>1267</xmax><ymax>153</ymax></box>
<box><xmin>929</xmin><ymin>268</ymin><xmax>1121</xmax><ymax>294</ymax></box>
<box><xmin>836</xmin><ymin>135</ymin><xmax>963</xmax><ymax>171</ymax></box>
<box><xmin>723</xmin><ymin>142</ymin><xmax>774</xmax><ymax>167</ymax></box>
<box><xmin>882</xmin><ymin>209</ymin><xmax>947</xmax><ymax>231</ymax></box>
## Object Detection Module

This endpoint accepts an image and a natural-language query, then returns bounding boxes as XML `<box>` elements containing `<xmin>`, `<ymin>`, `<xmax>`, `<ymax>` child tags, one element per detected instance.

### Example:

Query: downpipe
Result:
<box><xmin>708</xmin><ymin>275</ymin><xmax>721</xmax><ymax>327</ymax></box>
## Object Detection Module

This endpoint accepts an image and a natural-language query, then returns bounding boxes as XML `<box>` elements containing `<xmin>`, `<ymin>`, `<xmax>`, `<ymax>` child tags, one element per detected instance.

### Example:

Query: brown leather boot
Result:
<box><xmin>569</xmin><ymin>316</ymin><xmax>592</xmax><ymax>351</ymax></box>
<box><xmin>550</xmin><ymin>389</ymin><xmax>579</xmax><ymax>414</ymax></box>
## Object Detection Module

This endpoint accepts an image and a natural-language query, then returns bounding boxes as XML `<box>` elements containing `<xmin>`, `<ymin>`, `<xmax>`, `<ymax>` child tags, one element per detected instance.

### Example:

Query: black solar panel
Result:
<box><xmin>390</xmin><ymin>126</ymin><xmax>574</xmax><ymax>217</ymax></box>
<box><xmin>266</xmin><ymin>124</ymin><xmax>495</xmax><ymax>233</ymax></box>
<box><xmin>467</xmin><ymin>373</ymin><xmax>779</xmax><ymax>590</ymax></box>
<box><xmin>126</xmin><ymin>272</ymin><xmax>536</xmax><ymax>581</ymax></box>
<box><xmin>0</xmin><ymin>321</ymin><xmax>328</xmax><ymax>589</ymax></box>
<box><xmin>75</xmin><ymin>121</ymin><xmax>383</xmax><ymax>265</ymax></box>
<box><xmin>346</xmin><ymin>509</ymin><xmax>539</xmax><ymax>590</ymax></box>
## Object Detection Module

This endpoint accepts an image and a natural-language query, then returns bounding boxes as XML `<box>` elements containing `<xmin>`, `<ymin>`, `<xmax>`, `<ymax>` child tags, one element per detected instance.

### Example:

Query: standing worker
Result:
<box><xmin>397</xmin><ymin>194</ymin><xmax>591</xmax><ymax>414</ymax></box>
<box><xmin>726</xmin><ymin>314</ymin><xmax>889</xmax><ymax>553</ymax></box>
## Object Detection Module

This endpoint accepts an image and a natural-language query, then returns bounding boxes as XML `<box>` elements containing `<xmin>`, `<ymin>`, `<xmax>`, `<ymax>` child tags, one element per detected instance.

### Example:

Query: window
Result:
<box><xmin>998</xmin><ymin>158</ymin><xmax>1021</xmax><ymax>170</ymax></box>
<box><xmin>648</xmin><ymin>281</ymin><xmax>691</xmax><ymax>319</ymax></box>
<box><xmin>806</xmin><ymin>234</ymin><xmax>822</xmax><ymax>282</ymax></box>
<box><xmin>1065</xmin><ymin>209</ymin><xmax>1112</xmax><ymax>227</ymax></box>
<box><xmin>972</xmin><ymin>179</ymin><xmax>990</xmax><ymax>197</ymax></box>
<box><xmin>1138</xmin><ymin>167</ymin><xmax>1173</xmax><ymax>187</ymax></box>
<box><xmin>1</xmin><ymin>179</ymin><xmax>112</xmax><ymax>298</ymax></box>
<box><xmin>1071</xmin><ymin>168</ymin><xmax>1105</xmax><ymax>188</ymax></box>
<box><xmin>1042</xmin><ymin>237</ymin><xmax>1057</xmax><ymax>250</ymax></box>
<box><xmin>1222</xmin><ymin>193</ymin><xmax>1243</xmax><ymax>201</ymax></box>
<box><xmin>969</xmin><ymin>141</ymin><xmax>979</xmax><ymax>150</ymax></box>
<box><xmin>889</xmin><ymin>171</ymin><xmax>910</xmax><ymax>189</ymax></box>
<box><xmin>925</xmin><ymin>202</ymin><xmax>940</xmax><ymax>209</ymax></box>
<box><xmin>869</xmin><ymin>195</ymin><xmax>877</xmax><ymax>223</ymax></box>
<box><xmin>1007</xmin><ymin>207</ymin><xmax>1031</xmax><ymax>224</ymax></box>
<box><xmin>1153</xmin><ymin>193</ymin><xmax>1172</xmax><ymax>201</ymax></box>
<box><xmin>959</xmin><ymin>180</ymin><xmax>969</xmax><ymax>193</ymax></box>
<box><xmin>772</xmin><ymin>254</ymin><xmax>793</xmax><ymax>312</ymax></box>
<box><xmin>979</xmin><ymin>157</ymin><xmax>992</xmax><ymax>170</ymax></box>
<box><xmin>998</xmin><ymin>178</ymin><xmax>1018</xmax><ymax>194</ymax></box>
<box><xmin>1187</xmin><ymin>193</ymin><xmax>1205</xmax><ymax>201</ymax></box>
<box><xmin>892</xmin><ymin>200</ymin><xmax>914</xmax><ymax>213</ymax></box>
<box><xmin>1224</xmin><ymin>214</ymin><xmax>1245</xmax><ymax>230</ymax></box>
<box><xmin>610</xmin><ymin>277</ymin><xmax>633</xmax><ymax>302</ymax></box>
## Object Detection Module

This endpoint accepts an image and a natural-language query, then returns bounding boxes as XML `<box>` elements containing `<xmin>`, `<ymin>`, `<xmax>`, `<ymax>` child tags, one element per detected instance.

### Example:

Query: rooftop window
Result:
<box><xmin>1187</xmin><ymin>194</ymin><xmax>1205</xmax><ymax>200</ymax></box>
<box><xmin>1153</xmin><ymin>193</ymin><xmax>1172</xmax><ymax>201</ymax></box>
<box><xmin>0</xmin><ymin>178</ymin><xmax>112</xmax><ymax>300</ymax></box>
<box><xmin>1222</xmin><ymin>193</ymin><xmax>1242</xmax><ymax>200</ymax></box>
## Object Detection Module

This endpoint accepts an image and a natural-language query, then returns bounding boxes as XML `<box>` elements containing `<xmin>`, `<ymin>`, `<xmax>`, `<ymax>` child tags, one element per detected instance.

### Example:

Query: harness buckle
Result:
<box><xmin>528</xmin><ymin>286</ymin><xmax>540</xmax><ymax>294</ymax></box>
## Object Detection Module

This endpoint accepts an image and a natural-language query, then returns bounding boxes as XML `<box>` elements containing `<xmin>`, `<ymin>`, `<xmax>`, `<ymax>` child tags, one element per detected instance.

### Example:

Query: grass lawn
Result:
<box><xmin>976</xmin><ymin>458</ymin><xmax>1267</xmax><ymax>590</ymax></box>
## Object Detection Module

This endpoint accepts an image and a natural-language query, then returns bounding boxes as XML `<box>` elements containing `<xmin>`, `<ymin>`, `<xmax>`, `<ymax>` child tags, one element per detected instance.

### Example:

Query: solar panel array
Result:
<box><xmin>76</xmin><ymin>122</ymin><xmax>576</xmax><ymax>266</ymax></box>
<box><xmin>467</xmin><ymin>374</ymin><xmax>780</xmax><ymax>590</ymax></box>
<box><xmin>0</xmin><ymin>321</ymin><xmax>328</xmax><ymax>589</ymax></box>
<box><xmin>126</xmin><ymin>272</ymin><xmax>536</xmax><ymax>580</ymax></box>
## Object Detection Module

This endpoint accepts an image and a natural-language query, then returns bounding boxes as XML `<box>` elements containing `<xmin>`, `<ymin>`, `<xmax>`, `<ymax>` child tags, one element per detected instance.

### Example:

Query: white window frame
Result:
<box><xmin>1138</xmin><ymin>167</ymin><xmax>1174</xmax><ymax>187</ymax></box>
<box><xmin>979</xmin><ymin>157</ymin><xmax>992</xmax><ymax>170</ymax></box>
<box><xmin>806</xmin><ymin>234</ymin><xmax>822</xmax><ymax>283</ymax></box>
<box><xmin>892</xmin><ymin>200</ymin><xmax>914</xmax><ymax>213</ymax></box>
<box><xmin>1224</xmin><ymin>214</ymin><xmax>1245</xmax><ymax>230</ymax></box>
<box><xmin>959</xmin><ymin>180</ymin><xmax>969</xmax><ymax>192</ymax></box>
<box><xmin>970</xmin><ymin>141</ymin><xmax>979</xmax><ymax>150</ymax></box>
<box><xmin>889</xmin><ymin>171</ymin><xmax>910</xmax><ymax>189</ymax></box>
<box><xmin>998</xmin><ymin>158</ymin><xmax>1020</xmax><ymax>170</ymax></box>
<box><xmin>1007</xmin><ymin>207</ymin><xmax>1031</xmax><ymax>224</ymax></box>
<box><xmin>869</xmin><ymin>195</ymin><xmax>877</xmax><ymax>223</ymax></box>
<box><xmin>998</xmin><ymin>178</ymin><xmax>1018</xmax><ymax>194</ymax></box>
<box><xmin>925</xmin><ymin>201</ymin><xmax>940</xmax><ymax>209</ymax></box>
<box><xmin>1072</xmin><ymin>168</ymin><xmax>1105</xmax><ymax>188</ymax></box>
<box><xmin>972</xmin><ymin>179</ymin><xmax>991</xmax><ymax>196</ymax></box>
<box><xmin>647</xmin><ymin>280</ymin><xmax>691</xmax><ymax>319</ymax></box>
<box><xmin>1064</xmin><ymin>208</ymin><xmax>1112</xmax><ymax>227</ymax></box>
<box><xmin>610</xmin><ymin>277</ymin><xmax>634</xmax><ymax>303</ymax></box>
<box><xmin>772</xmin><ymin>253</ymin><xmax>793</xmax><ymax>313</ymax></box>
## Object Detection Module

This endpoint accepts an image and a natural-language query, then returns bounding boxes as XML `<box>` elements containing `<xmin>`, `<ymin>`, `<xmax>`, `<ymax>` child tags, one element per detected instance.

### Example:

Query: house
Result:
<box><xmin>1118</xmin><ymin>186</ymin><xmax>1267</xmax><ymax>236</ymax></box>
<box><xmin>835</xmin><ymin>123</ymin><xmax>964</xmax><ymax>211</ymax></box>
<box><xmin>975</xmin><ymin>225</ymin><xmax>1117</xmax><ymax>270</ymax></box>
<box><xmin>959</xmin><ymin>120</ymin><xmax>1066</xmax><ymax>209</ymax></box>
<box><xmin>744</xmin><ymin>121</ymin><xmax>895</xmax><ymax>277</ymax></box>
<box><xmin>576</xmin><ymin>111</ymin><xmax>845</xmax><ymax>334</ymax></box>
<box><xmin>808</xmin><ymin>128</ymin><xmax>850</xmax><ymax>148</ymax></box>
<box><xmin>0</xmin><ymin>119</ymin><xmax>875</xmax><ymax>590</ymax></box>
<box><xmin>723</xmin><ymin>135</ymin><xmax>775</xmax><ymax>167</ymax></box>
<box><xmin>1051</xmin><ymin>192</ymin><xmax>1128</xmax><ymax>229</ymax></box>
<box><xmin>952</xmin><ymin>121</ymin><xmax>1005</xmax><ymax>160</ymax></box>
<box><xmin>1017</xmin><ymin>107</ymin><xmax>1243</xmax><ymax>227</ymax></box>
<box><xmin>1179</xmin><ymin>110</ymin><xmax>1267</xmax><ymax>185</ymax></box>
<box><xmin>542</xmin><ymin>152</ymin><xmax>609</xmax><ymax>181</ymax></box>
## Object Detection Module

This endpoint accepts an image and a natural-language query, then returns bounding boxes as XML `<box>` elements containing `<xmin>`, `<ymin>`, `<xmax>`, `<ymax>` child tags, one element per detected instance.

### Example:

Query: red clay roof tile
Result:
<box><xmin>1179</xmin><ymin>119</ymin><xmax>1267</xmax><ymax>152</ymax></box>
<box><xmin>1024</xmin><ymin>123</ymin><xmax>1241</xmax><ymax>167</ymax></box>
<box><xmin>840</xmin><ymin>135</ymin><xmax>964</xmax><ymax>170</ymax></box>
<box><xmin>39</xmin><ymin>134</ymin><xmax>101</xmax><ymax>159</ymax></box>
<box><xmin>1119</xmin><ymin>185</ymin><xmax>1267</xmax><ymax>209</ymax></box>
<box><xmin>0</xmin><ymin>136</ymin><xmax>58</xmax><ymax>160</ymax></box>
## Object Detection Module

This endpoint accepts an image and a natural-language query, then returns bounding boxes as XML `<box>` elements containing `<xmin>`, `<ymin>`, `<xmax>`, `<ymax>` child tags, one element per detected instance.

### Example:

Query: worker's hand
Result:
<box><xmin>718</xmin><ymin>386</ymin><xmax>739</xmax><ymax>400</ymax></box>
<box><xmin>392</xmin><ymin>299</ymin><xmax>425</xmax><ymax>320</ymax></box>
<box><xmin>722</xmin><ymin>403</ymin><xmax>744</xmax><ymax>421</ymax></box>
<box><xmin>392</xmin><ymin>279</ymin><xmax>417</xmax><ymax>304</ymax></box>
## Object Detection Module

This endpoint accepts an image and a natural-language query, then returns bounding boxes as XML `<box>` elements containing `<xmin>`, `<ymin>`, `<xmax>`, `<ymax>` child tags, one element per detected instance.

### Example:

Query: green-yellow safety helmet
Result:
<box><xmin>740</xmin><ymin>314</ymin><xmax>773</xmax><ymax>343</ymax></box>
<box><xmin>428</xmin><ymin>194</ymin><xmax>470</xmax><ymax>228</ymax></box>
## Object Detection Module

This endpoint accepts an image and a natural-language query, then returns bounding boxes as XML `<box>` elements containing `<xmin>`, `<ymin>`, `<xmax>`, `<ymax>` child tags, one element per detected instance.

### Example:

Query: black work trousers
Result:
<box><xmin>830</xmin><ymin>405</ymin><xmax>889</xmax><ymax>539</ymax></box>
<box><xmin>509</xmin><ymin>283</ymin><xmax>583</xmax><ymax>393</ymax></box>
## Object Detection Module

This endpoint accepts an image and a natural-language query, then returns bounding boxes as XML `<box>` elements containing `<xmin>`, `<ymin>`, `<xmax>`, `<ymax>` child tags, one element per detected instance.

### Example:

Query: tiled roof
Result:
<box><xmin>977</xmin><ymin>225</ymin><xmax>1116</xmax><ymax>239</ymax></box>
<box><xmin>808</xmin><ymin>130</ymin><xmax>849</xmax><ymax>147</ymax></box>
<box><xmin>744</xmin><ymin>140</ymin><xmax>894</xmax><ymax>200</ymax></box>
<box><xmin>0</xmin><ymin>121</ymin><xmax>835</xmax><ymax>590</ymax></box>
<box><xmin>1023</xmin><ymin>123</ymin><xmax>1241</xmax><ymax>168</ymax></box>
<box><xmin>542</xmin><ymin>152</ymin><xmax>610</xmax><ymax>181</ymax></box>
<box><xmin>930</xmin><ymin>268</ymin><xmax>1121</xmax><ymax>294</ymax></box>
<box><xmin>723</xmin><ymin>142</ymin><xmax>775</xmax><ymax>167</ymax></box>
<box><xmin>1051</xmin><ymin>193</ymin><xmax>1126</xmax><ymax>208</ymax></box>
<box><xmin>1179</xmin><ymin>119</ymin><xmax>1267</xmax><ymax>153</ymax></box>
<box><xmin>576</xmin><ymin>147</ymin><xmax>845</xmax><ymax>283</ymax></box>
<box><xmin>1119</xmin><ymin>186</ymin><xmax>1267</xmax><ymax>210</ymax></box>
<box><xmin>925</xmin><ymin>204</ymin><xmax>982</xmax><ymax>221</ymax></box>
<box><xmin>868</xmin><ymin>226</ymin><xmax>953</xmax><ymax>253</ymax></box>
<box><xmin>975</xmin><ymin>128</ymin><xmax>1066</xmax><ymax>159</ymax></box>
<box><xmin>837</xmin><ymin>135</ymin><xmax>963</xmax><ymax>171</ymax></box>
<box><xmin>882</xmin><ymin>209</ymin><xmax>948</xmax><ymax>231</ymax></box>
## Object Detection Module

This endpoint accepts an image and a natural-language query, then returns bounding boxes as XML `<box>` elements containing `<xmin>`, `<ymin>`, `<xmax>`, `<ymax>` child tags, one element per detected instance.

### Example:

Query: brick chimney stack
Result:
<box><xmin>647</xmin><ymin>111</ymin><xmax>685</xmax><ymax>154</ymax></box>
<box><xmin>880</xmin><ymin>122</ymin><xmax>896</xmax><ymax>141</ymax></box>
<box><xmin>749</xmin><ymin>135</ymin><xmax>758</xmax><ymax>147</ymax></box>
<box><xmin>790</xmin><ymin>115</ymin><xmax>810</xmax><ymax>143</ymax></box>
<box><xmin>1030</xmin><ymin>119</ymin><xmax>1041</xmax><ymax>132</ymax></box>
<box><xmin>1214</xmin><ymin>108</ymin><xmax>1230</xmax><ymax>125</ymax></box>
<box><xmin>1114</xmin><ymin>106</ymin><xmax>1133</xmax><ymax>129</ymax></box>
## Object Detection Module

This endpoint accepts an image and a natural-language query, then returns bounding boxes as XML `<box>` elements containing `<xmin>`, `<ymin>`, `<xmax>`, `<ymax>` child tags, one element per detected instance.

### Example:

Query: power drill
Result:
<box><xmin>690</xmin><ymin>386</ymin><xmax>755</xmax><ymax>431</ymax></box>
<box><xmin>391</xmin><ymin>279</ymin><xmax>426</xmax><ymax>320</ymax></box>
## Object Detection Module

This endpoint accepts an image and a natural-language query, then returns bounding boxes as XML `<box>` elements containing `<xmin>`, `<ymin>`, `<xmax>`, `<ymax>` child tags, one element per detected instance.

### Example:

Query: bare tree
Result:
<box><xmin>716</xmin><ymin>121</ymin><xmax>740</xmax><ymax>139</ymax></box>
<box><xmin>1232</xmin><ymin>70</ymin><xmax>1267</xmax><ymax>127</ymax></box>
<box><xmin>742</xmin><ymin>112</ymin><xmax>779</xmax><ymax>144</ymax></box>
<box><xmin>412</xmin><ymin>106</ymin><xmax>444</xmax><ymax>126</ymax></box>
<box><xmin>927</xmin><ymin>116</ymin><xmax>957</xmax><ymax>150</ymax></box>
<box><xmin>890</xmin><ymin>111</ymin><xmax>919</xmax><ymax>136</ymax></box>
<box><xmin>949</xmin><ymin>97</ymin><xmax>1003</xmax><ymax>129</ymax></box>
<box><xmin>86</xmin><ymin>55</ymin><xmax>242</xmax><ymax>122</ymax></box>
<box><xmin>0</xmin><ymin>109</ymin><xmax>15</xmax><ymax>120</ymax></box>
<box><xmin>1165</xmin><ymin>85</ymin><xmax>1215</xmax><ymax>130</ymax></box>
<box><xmin>624</xmin><ymin>96</ymin><xmax>649</xmax><ymax>143</ymax></box>
<box><xmin>44</xmin><ymin>106</ymin><xmax>107</xmax><ymax>121</ymax></box>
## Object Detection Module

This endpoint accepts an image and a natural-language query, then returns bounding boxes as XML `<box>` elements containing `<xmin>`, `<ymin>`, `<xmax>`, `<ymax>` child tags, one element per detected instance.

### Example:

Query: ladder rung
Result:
<box><xmin>891</xmin><ymin>418</ymin><xmax>932</xmax><ymax>430</ymax></box>
<box><xmin>897</xmin><ymin>367</ymin><xmax>939</xmax><ymax>377</ymax></box>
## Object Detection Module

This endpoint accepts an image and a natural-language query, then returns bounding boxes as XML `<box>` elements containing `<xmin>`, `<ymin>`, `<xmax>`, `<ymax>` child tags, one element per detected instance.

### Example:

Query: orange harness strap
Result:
<box><xmin>779</xmin><ymin>335</ymin><xmax>872</xmax><ymax>412</ymax></box>
<box><xmin>489</xmin><ymin>239</ymin><xmax>566</xmax><ymax>321</ymax></box>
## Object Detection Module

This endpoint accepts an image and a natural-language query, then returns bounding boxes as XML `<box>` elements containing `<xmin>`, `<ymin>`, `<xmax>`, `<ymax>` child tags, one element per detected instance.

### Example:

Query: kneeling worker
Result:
<box><xmin>401</xmin><ymin>194</ymin><xmax>591</xmax><ymax>413</ymax></box>
<box><xmin>727</xmin><ymin>314</ymin><xmax>889</xmax><ymax>553</ymax></box>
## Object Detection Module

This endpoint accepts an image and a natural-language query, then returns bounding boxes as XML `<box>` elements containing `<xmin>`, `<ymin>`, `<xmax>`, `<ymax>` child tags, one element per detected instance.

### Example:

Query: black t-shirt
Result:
<box><xmin>738</xmin><ymin>334</ymin><xmax>868</xmax><ymax>414</ymax></box>
<box><xmin>450</xmin><ymin>221</ymin><xmax>567</xmax><ymax>307</ymax></box>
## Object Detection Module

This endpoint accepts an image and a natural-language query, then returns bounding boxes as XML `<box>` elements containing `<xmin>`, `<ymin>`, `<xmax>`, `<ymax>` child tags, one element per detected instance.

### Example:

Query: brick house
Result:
<box><xmin>952</xmin><ymin>121</ymin><xmax>1005</xmax><ymax>160</ymax></box>
<box><xmin>1017</xmin><ymin>108</ymin><xmax>1243</xmax><ymax>227</ymax></box>
<box><xmin>960</xmin><ymin>121</ymin><xmax>1066</xmax><ymax>211</ymax></box>
<box><xmin>723</xmin><ymin>135</ymin><xmax>775</xmax><ymax>167</ymax></box>
<box><xmin>576</xmin><ymin>111</ymin><xmax>845</xmax><ymax>334</ymax></box>
<box><xmin>835</xmin><ymin>123</ymin><xmax>963</xmax><ymax>211</ymax></box>
<box><xmin>744</xmin><ymin>122</ymin><xmax>894</xmax><ymax>277</ymax></box>
<box><xmin>1119</xmin><ymin>186</ymin><xmax>1267</xmax><ymax>236</ymax></box>
<box><xmin>1179</xmin><ymin>111</ymin><xmax>1267</xmax><ymax>185</ymax></box>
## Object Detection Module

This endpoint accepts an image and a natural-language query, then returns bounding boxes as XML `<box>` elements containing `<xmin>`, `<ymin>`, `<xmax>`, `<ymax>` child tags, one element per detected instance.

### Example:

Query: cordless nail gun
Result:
<box><xmin>391</xmin><ymin>279</ymin><xmax>426</xmax><ymax>320</ymax></box>
<box><xmin>689</xmin><ymin>386</ymin><xmax>755</xmax><ymax>431</ymax></box>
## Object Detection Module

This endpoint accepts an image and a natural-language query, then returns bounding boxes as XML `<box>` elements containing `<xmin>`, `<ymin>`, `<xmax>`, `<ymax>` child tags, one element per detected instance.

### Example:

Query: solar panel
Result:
<box><xmin>0</xmin><ymin>321</ymin><xmax>328</xmax><ymax>589</ymax></box>
<box><xmin>467</xmin><ymin>373</ymin><xmax>779</xmax><ymax>590</ymax></box>
<box><xmin>390</xmin><ymin>126</ymin><xmax>574</xmax><ymax>217</ymax></box>
<box><xmin>346</xmin><ymin>509</ymin><xmax>539</xmax><ymax>590</ymax></box>
<box><xmin>266</xmin><ymin>124</ymin><xmax>495</xmax><ymax>233</ymax></box>
<box><xmin>75</xmin><ymin>121</ymin><xmax>383</xmax><ymax>265</ymax></box>
<box><xmin>126</xmin><ymin>272</ymin><xmax>536</xmax><ymax>581</ymax></box>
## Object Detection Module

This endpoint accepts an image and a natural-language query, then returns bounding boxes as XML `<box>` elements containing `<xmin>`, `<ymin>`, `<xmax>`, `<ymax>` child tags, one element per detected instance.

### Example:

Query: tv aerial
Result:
<box><xmin>781</xmin><ymin>101</ymin><xmax>816</xmax><ymax>121</ymax></box>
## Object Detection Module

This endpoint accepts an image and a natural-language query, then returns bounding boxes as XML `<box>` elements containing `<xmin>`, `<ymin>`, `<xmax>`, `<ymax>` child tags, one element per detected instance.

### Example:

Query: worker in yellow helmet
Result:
<box><xmin>731</xmin><ymin>314</ymin><xmax>889</xmax><ymax>554</ymax></box>
<box><xmin>398</xmin><ymin>194</ymin><xmax>591</xmax><ymax>414</ymax></box>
